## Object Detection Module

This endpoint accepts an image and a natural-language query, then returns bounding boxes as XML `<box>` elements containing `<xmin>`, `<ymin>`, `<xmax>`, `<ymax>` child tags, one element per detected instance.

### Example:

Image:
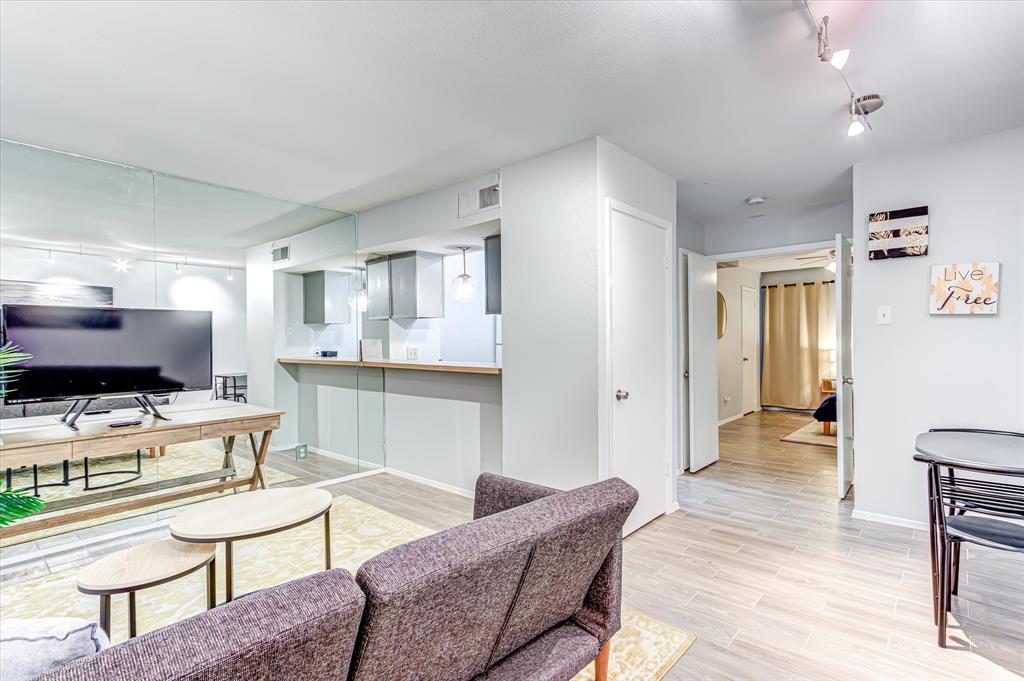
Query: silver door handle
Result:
<box><xmin>842</xmin><ymin>376</ymin><xmax>854</xmax><ymax>385</ymax></box>
<box><xmin>615</xmin><ymin>389</ymin><xmax>630</xmax><ymax>401</ymax></box>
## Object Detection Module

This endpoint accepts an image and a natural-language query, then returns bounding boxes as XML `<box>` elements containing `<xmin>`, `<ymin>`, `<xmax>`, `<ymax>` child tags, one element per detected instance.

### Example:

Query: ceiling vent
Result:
<box><xmin>272</xmin><ymin>245</ymin><xmax>290</xmax><ymax>263</ymax></box>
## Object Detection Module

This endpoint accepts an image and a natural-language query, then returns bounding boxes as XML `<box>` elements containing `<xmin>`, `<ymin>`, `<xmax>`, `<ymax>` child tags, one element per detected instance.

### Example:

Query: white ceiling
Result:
<box><xmin>1</xmin><ymin>1</ymin><xmax>1021</xmax><ymax>247</ymax></box>
<box><xmin>737</xmin><ymin>248</ymin><xmax>833</xmax><ymax>272</ymax></box>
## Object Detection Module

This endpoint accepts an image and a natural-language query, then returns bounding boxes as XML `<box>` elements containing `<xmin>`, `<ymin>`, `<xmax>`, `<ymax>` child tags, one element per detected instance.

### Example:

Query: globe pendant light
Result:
<box><xmin>451</xmin><ymin>246</ymin><xmax>478</xmax><ymax>304</ymax></box>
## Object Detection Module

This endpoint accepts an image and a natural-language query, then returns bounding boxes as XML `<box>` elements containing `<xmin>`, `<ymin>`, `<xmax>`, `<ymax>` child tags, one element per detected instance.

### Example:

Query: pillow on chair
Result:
<box><xmin>0</xmin><ymin>618</ymin><xmax>109</xmax><ymax>681</ymax></box>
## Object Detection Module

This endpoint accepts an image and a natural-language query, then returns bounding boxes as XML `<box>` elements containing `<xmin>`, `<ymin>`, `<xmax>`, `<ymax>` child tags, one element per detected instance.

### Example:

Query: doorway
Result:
<box><xmin>678</xmin><ymin>237</ymin><xmax>854</xmax><ymax>500</ymax></box>
<box><xmin>604</xmin><ymin>200</ymin><xmax>674</xmax><ymax>536</ymax></box>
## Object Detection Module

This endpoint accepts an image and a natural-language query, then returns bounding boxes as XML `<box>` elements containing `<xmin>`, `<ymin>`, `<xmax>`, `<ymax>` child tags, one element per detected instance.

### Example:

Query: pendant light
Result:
<box><xmin>348</xmin><ymin>267</ymin><xmax>369</xmax><ymax>312</ymax></box>
<box><xmin>451</xmin><ymin>246</ymin><xmax>478</xmax><ymax>304</ymax></box>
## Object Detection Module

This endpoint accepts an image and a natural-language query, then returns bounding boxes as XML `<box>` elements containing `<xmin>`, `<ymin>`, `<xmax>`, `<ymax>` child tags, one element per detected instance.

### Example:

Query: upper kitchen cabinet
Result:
<box><xmin>366</xmin><ymin>251</ymin><xmax>445</xmax><ymax>320</ymax></box>
<box><xmin>484</xmin><ymin>235</ymin><xmax>501</xmax><ymax>315</ymax></box>
<box><xmin>302</xmin><ymin>270</ymin><xmax>352</xmax><ymax>324</ymax></box>
<box><xmin>390</xmin><ymin>251</ymin><xmax>444</xmax><ymax>319</ymax></box>
<box><xmin>366</xmin><ymin>256</ymin><xmax>391</xmax><ymax>320</ymax></box>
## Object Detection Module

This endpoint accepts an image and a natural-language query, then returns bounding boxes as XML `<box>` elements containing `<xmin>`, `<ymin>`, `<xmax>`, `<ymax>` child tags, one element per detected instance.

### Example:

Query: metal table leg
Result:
<box><xmin>99</xmin><ymin>594</ymin><xmax>111</xmax><ymax>639</ymax></box>
<box><xmin>225</xmin><ymin>541</ymin><xmax>233</xmax><ymax>602</ymax></box>
<box><xmin>324</xmin><ymin>510</ymin><xmax>332</xmax><ymax>569</ymax></box>
<box><xmin>128</xmin><ymin>592</ymin><xmax>137</xmax><ymax>638</ymax></box>
<box><xmin>207</xmin><ymin>558</ymin><xmax>217</xmax><ymax>609</ymax></box>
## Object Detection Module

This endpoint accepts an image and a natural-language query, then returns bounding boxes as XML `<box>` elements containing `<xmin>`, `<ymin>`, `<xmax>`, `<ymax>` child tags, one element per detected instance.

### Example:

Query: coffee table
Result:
<box><xmin>77</xmin><ymin>538</ymin><xmax>216</xmax><ymax>638</ymax></box>
<box><xmin>169</xmin><ymin>487</ymin><xmax>333</xmax><ymax>602</ymax></box>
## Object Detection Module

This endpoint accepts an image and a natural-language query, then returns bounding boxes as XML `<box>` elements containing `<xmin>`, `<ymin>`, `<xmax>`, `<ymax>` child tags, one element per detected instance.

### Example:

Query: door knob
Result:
<box><xmin>615</xmin><ymin>389</ymin><xmax>630</xmax><ymax>401</ymax></box>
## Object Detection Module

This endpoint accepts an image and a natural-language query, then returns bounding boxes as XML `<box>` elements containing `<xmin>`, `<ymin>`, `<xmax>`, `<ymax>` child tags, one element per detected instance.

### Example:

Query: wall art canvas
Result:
<box><xmin>868</xmin><ymin>205</ymin><xmax>929</xmax><ymax>260</ymax></box>
<box><xmin>930</xmin><ymin>263</ymin><xmax>1000</xmax><ymax>315</ymax></box>
<box><xmin>0</xmin><ymin>279</ymin><xmax>114</xmax><ymax>307</ymax></box>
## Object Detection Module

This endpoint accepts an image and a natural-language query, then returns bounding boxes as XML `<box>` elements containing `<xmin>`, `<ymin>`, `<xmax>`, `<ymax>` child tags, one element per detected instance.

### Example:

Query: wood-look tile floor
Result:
<box><xmin>3</xmin><ymin>411</ymin><xmax>1020</xmax><ymax>679</ymax></box>
<box><xmin>330</xmin><ymin>412</ymin><xmax>1023</xmax><ymax>680</ymax></box>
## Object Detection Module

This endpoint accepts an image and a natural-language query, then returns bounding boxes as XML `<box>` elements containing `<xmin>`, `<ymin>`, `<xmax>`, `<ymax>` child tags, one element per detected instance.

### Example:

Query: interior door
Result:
<box><xmin>611</xmin><ymin>206</ymin><xmax>670</xmax><ymax>535</ymax></box>
<box><xmin>677</xmin><ymin>251</ymin><xmax>689</xmax><ymax>473</ymax></box>
<box><xmin>835</xmin><ymin>234</ymin><xmax>854</xmax><ymax>498</ymax></box>
<box><xmin>741</xmin><ymin>286</ymin><xmax>758</xmax><ymax>414</ymax></box>
<box><xmin>687</xmin><ymin>254</ymin><xmax>720</xmax><ymax>472</ymax></box>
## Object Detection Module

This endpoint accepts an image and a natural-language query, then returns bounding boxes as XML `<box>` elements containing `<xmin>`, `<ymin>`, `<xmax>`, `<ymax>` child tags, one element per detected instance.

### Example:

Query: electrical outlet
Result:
<box><xmin>295</xmin><ymin>444</ymin><xmax>308</xmax><ymax>461</ymax></box>
<box><xmin>313</xmin><ymin>346</ymin><xmax>321</xmax><ymax>357</ymax></box>
<box><xmin>406</xmin><ymin>346</ymin><xmax>419</xmax><ymax>360</ymax></box>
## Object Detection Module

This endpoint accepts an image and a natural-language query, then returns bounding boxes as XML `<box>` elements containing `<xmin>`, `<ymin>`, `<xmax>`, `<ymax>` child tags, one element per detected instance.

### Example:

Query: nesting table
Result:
<box><xmin>169</xmin><ymin>487</ymin><xmax>334</xmax><ymax>602</ymax></box>
<box><xmin>76</xmin><ymin>538</ymin><xmax>216</xmax><ymax>639</ymax></box>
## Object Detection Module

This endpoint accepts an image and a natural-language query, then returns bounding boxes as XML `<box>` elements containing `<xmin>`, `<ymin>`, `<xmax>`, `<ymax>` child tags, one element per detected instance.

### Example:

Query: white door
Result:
<box><xmin>835</xmin><ymin>234</ymin><xmax>854</xmax><ymax>498</ymax></box>
<box><xmin>610</xmin><ymin>205</ymin><xmax>671</xmax><ymax>535</ymax></box>
<box><xmin>687</xmin><ymin>254</ymin><xmax>720</xmax><ymax>472</ymax></box>
<box><xmin>677</xmin><ymin>251</ymin><xmax>690</xmax><ymax>473</ymax></box>
<box><xmin>741</xmin><ymin>286</ymin><xmax>758</xmax><ymax>414</ymax></box>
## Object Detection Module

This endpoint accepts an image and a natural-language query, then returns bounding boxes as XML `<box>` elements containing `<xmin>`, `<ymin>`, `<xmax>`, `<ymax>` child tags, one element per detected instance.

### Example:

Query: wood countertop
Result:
<box><xmin>277</xmin><ymin>357</ymin><xmax>501</xmax><ymax>375</ymax></box>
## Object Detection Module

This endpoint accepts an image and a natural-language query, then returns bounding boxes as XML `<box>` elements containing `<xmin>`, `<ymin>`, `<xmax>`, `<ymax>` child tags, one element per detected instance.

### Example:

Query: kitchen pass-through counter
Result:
<box><xmin>278</xmin><ymin>357</ymin><xmax>501</xmax><ymax>375</ymax></box>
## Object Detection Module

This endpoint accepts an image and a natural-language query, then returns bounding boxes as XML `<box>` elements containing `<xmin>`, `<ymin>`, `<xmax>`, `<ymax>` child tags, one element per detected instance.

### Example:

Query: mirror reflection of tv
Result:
<box><xmin>1</xmin><ymin>304</ymin><xmax>213</xmax><ymax>404</ymax></box>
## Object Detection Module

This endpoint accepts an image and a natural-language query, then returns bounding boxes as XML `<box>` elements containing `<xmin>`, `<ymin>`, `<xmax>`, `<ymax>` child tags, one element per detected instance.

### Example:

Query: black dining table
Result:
<box><xmin>913</xmin><ymin>429</ymin><xmax>1024</xmax><ymax>626</ymax></box>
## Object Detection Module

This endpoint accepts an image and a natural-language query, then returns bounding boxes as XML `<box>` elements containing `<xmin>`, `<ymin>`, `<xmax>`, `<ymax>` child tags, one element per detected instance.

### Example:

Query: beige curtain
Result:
<box><xmin>761</xmin><ymin>282</ymin><xmax>833</xmax><ymax>410</ymax></box>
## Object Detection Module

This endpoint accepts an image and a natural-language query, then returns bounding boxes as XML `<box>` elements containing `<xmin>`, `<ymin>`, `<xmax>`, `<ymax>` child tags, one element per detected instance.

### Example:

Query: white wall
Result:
<box><xmin>501</xmin><ymin>138</ymin><xmax>599</xmax><ymax>489</ymax></box>
<box><xmin>2</xmin><ymin>245</ymin><xmax>247</xmax><ymax>402</ymax></box>
<box><xmin>852</xmin><ymin>127</ymin><xmax>1024</xmax><ymax>526</ymax></box>
<box><xmin>501</xmin><ymin>137</ymin><xmax>677</xmax><ymax>491</ymax></box>
<box><xmin>716</xmin><ymin>266</ymin><xmax>760</xmax><ymax>422</ymax></box>
<box><xmin>677</xmin><ymin>211</ymin><xmax>706</xmax><ymax>254</ymax></box>
<box><xmin>704</xmin><ymin>200</ymin><xmax>852</xmax><ymax>255</ymax></box>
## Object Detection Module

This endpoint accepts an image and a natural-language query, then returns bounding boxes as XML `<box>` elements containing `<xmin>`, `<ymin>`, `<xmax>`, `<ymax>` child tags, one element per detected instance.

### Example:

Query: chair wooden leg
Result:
<box><xmin>938</xmin><ymin>541</ymin><xmax>950</xmax><ymax>648</ymax></box>
<box><xmin>148</xmin><ymin>447</ymin><xmax>157</xmax><ymax>459</ymax></box>
<box><xmin>823</xmin><ymin>421</ymin><xmax>831</xmax><ymax>436</ymax></box>
<box><xmin>595</xmin><ymin>640</ymin><xmax>611</xmax><ymax>681</ymax></box>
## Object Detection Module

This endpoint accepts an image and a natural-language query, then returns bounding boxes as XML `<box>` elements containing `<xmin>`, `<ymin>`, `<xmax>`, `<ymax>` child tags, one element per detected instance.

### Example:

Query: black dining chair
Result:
<box><xmin>925</xmin><ymin>431</ymin><xmax>1024</xmax><ymax>647</ymax></box>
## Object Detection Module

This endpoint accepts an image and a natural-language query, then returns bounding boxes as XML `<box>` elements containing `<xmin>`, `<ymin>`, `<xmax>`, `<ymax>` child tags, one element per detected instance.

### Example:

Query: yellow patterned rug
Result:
<box><xmin>0</xmin><ymin>494</ymin><xmax>693</xmax><ymax>680</ymax></box>
<box><xmin>0</xmin><ymin>442</ymin><xmax>298</xmax><ymax>547</ymax></box>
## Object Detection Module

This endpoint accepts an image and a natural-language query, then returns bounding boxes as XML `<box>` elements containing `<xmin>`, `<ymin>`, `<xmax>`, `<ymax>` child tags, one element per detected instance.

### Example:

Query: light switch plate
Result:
<box><xmin>876</xmin><ymin>305</ymin><xmax>892</xmax><ymax>325</ymax></box>
<box><xmin>406</xmin><ymin>346</ymin><xmax>419</xmax><ymax>360</ymax></box>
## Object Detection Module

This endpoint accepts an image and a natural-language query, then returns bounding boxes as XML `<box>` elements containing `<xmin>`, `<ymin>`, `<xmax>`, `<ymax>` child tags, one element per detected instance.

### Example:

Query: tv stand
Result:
<box><xmin>57</xmin><ymin>395</ymin><xmax>172</xmax><ymax>431</ymax></box>
<box><xmin>135</xmin><ymin>394</ymin><xmax>171</xmax><ymax>422</ymax></box>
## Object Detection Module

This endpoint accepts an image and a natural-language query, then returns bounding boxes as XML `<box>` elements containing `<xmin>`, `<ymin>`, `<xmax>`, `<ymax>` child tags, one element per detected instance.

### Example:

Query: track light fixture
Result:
<box><xmin>816</xmin><ymin>16</ymin><xmax>849</xmax><ymax>70</ymax></box>
<box><xmin>804</xmin><ymin>1</ymin><xmax>883</xmax><ymax>137</ymax></box>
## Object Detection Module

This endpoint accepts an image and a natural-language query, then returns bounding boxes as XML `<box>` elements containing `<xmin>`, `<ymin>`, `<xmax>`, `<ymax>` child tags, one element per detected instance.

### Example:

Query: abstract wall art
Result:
<box><xmin>868</xmin><ymin>206</ymin><xmax>929</xmax><ymax>260</ymax></box>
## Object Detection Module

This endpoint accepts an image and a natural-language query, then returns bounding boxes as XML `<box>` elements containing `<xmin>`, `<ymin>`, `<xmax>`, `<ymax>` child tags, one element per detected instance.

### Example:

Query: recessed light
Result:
<box><xmin>745</xmin><ymin>195</ymin><xmax>767</xmax><ymax>206</ymax></box>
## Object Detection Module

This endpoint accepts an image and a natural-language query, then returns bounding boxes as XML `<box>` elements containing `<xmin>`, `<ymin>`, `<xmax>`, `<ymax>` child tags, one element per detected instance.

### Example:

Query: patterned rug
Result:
<box><xmin>0</xmin><ymin>494</ymin><xmax>694</xmax><ymax>679</ymax></box>
<box><xmin>0</xmin><ymin>442</ymin><xmax>298</xmax><ymax>547</ymax></box>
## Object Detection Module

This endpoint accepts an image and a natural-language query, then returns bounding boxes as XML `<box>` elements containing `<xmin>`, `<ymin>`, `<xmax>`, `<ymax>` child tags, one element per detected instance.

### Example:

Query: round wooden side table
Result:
<box><xmin>76</xmin><ymin>538</ymin><xmax>216</xmax><ymax>639</ymax></box>
<box><xmin>169</xmin><ymin>487</ymin><xmax>333</xmax><ymax>602</ymax></box>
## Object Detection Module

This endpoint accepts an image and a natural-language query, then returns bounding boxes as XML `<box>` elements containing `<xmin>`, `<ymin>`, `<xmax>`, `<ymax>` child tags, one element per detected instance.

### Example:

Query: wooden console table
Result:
<box><xmin>0</xmin><ymin>400</ymin><xmax>283</xmax><ymax>539</ymax></box>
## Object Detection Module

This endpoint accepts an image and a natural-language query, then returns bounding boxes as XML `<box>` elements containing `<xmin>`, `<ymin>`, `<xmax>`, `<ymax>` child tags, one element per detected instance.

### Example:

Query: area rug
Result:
<box><xmin>0</xmin><ymin>442</ymin><xmax>298</xmax><ymax>547</ymax></box>
<box><xmin>0</xmin><ymin>494</ymin><xmax>694</xmax><ymax>679</ymax></box>
<box><xmin>781</xmin><ymin>420</ymin><xmax>837</xmax><ymax>449</ymax></box>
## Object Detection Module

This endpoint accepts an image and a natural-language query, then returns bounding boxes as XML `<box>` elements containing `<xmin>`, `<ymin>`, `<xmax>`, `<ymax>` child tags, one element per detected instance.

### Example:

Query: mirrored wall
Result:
<box><xmin>0</xmin><ymin>140</ymin><xmax>381</xmax><ymax>548</ymax></box>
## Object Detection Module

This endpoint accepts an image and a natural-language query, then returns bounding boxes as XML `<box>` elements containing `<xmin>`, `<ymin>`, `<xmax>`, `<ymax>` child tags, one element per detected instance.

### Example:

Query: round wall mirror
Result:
<box><xmin>716</xmin><ymin>291</ymin><xmax>728</xmax><ymax>339</ymax></box>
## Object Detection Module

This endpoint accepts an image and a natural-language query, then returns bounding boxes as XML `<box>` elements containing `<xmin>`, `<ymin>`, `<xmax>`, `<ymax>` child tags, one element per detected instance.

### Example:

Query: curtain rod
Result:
<box><xmin>761</xmin><ymin>280</ymin><xmax>835</xmax><ymax>288</ymax></box>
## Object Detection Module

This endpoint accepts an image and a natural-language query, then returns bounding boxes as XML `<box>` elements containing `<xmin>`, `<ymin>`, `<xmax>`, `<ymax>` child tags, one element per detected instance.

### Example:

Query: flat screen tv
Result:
<box><xmin>1</xmin><ymin>304</ymin><xmax>212</xmax><ymax>404</ymax></box>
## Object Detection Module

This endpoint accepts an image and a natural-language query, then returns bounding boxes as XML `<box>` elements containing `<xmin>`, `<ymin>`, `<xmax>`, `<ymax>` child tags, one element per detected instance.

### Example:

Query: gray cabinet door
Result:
<box><xmin>366</xmin><ymin>258</ymin><xmax>391</xmax><ymax>320</ymax></box>
<box><xmin>484</xmin><ymin>235</ymin><xmax>501</xmax><ymax>315</ymax></box>
<box><xmin>388</xmin><ymin>253</ymin><xmax>418</xmax><ymax>319</ymax></box>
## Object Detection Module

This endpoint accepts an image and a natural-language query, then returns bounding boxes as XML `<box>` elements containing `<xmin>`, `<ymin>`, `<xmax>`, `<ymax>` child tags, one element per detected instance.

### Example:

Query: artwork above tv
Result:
<box><xmin>0</xmin><ymin>304</ymin><xmax>212</xmax><ymax>404</ymax></box>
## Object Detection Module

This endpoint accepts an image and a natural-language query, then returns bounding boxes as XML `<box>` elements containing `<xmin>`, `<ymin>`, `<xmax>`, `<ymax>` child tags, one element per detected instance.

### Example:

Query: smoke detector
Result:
<box><xmin>745</xmin><ymin>195</ymin><xmax>767</xmax><ymax>206</ymax></box>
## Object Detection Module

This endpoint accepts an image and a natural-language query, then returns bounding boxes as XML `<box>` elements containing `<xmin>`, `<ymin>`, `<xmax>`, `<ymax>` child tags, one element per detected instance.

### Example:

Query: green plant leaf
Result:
<box><xmin>0</xmin><ymin>490</ymin><xmax>47</xmax><ymax>527</ymax></box>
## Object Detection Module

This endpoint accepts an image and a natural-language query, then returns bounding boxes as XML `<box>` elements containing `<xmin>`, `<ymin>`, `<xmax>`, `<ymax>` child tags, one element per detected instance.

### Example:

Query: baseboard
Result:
<box><xmin>718</xmin><ymin>413</ymin><xmax>744</xmax><ymax>426</ymax></box>
<box><xmin>851</xmin><ymin>509</ymin><xmax>928</xmax><ymax>531</ymax></box>
<box><xmin>308</xmin><ymin>467</ymin><xmax>388</xmax><ymax>489</ymax></box>
<box><xmin>307</xmin><ymin>446</ymin><xmax>360</xmax><ymax>467</ymax></box>
<box><xmin>383</xmin><ymin>467</ymin><xmax>475</xmax><ymax>499</ymax></box>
